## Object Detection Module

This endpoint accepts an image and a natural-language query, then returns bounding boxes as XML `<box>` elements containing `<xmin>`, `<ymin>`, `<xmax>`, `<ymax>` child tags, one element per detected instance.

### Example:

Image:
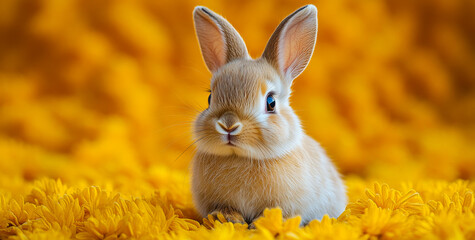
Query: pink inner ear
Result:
<box><xmin>194</xmin><ymin>11</ymin><xmax>227</xmax><ymax>72</ymax></box>
<box><xmin>203</xmin><ymin>30</ymin><xmax>226</xmax><ymax>71</ymax></box>
<box><xmin>280</xmin><ymin>25</ymin><xmax>300</xmax><ymax>77</ymax></box>
<box><xmin>194</xmin><ymin>7</ymin><xmax>249</xmax><ymax>73</ymax></box>
<box><xmin>277</xmin><ymin>8</ymin><xmax>317</xmax><ymax>81</ymax></box>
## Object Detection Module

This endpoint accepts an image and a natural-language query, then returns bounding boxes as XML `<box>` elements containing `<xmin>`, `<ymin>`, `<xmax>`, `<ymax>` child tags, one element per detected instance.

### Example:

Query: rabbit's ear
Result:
<box><xmin>262</xmin><ymin>5</ymin><xmax>317</xmax><ymax>84</ymax></box>
<box><xmin>193</xmin><ymin>6</ymin><xmax>249</xmax><ymax>72</ymax></box>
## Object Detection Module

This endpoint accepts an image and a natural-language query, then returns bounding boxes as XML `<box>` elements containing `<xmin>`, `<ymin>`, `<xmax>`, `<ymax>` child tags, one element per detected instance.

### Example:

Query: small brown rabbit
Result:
<box><xmin>191</xmin><ymin>5</ymin><xmax>347</xmax><ymax>225</ymax></box>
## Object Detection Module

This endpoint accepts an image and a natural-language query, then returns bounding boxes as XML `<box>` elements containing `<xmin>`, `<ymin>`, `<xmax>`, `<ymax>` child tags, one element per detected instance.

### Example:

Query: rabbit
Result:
<box><xmin>190</xmin><ymin>4</ymin><xmax>347</xmax><ymax>226</ymax></box>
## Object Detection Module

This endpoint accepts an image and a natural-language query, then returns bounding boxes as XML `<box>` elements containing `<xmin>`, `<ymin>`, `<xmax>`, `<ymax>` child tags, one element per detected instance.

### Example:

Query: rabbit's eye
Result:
<box><xmin>208</xmin><ymin>94</ymin><xmax>211</xmax><ymax>105</ymax></box>
<box><xmin>266</xmin><ymin>94</ymin><xmax>276</xmax><ymax>113</ymax></box>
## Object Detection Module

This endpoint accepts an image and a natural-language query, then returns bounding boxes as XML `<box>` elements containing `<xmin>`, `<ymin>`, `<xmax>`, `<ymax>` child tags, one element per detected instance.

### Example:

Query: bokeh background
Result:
<box><xmin>0</xmin><ymin>0</ymin><xmax>475</xmax><ymax>238</ymax></box>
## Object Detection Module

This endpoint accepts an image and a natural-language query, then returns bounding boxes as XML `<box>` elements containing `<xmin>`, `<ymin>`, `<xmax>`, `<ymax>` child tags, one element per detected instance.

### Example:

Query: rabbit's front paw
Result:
<box><xmin>210</xmin><ymin>208</ymin><xmax>246</xmax><ymax>224</ymax></box>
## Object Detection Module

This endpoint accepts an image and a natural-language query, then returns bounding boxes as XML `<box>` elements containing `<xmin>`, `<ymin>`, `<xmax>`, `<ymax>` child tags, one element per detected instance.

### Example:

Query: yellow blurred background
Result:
<box><xmin>1</xmin><ymin>0</ymin><xmax>475</xmax><ymax>239</ymax></box>
<box><xmin>1</xmin><ymin>0</ymin><xmax>475</xmax><ymax>206</ymax></box>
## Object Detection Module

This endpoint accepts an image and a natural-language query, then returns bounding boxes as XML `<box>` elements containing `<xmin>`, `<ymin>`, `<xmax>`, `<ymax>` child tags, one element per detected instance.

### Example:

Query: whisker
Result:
<box><xmin>174</xmin><ymin>137</ymin><xmax>205</xmax><ymax>162</ymax></box>
<box><xmin>157</xmin><ymin>122</ymin><xmax>194</xmax><ymax>133</ymax></box>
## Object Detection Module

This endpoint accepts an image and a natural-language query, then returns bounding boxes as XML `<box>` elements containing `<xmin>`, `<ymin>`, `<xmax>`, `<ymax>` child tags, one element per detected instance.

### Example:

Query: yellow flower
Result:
<box><xmin>76</xmin><ymin>190</ymin><xmax>200</xmax><ymax>239</ymax></box>
<box><xmin>343</xmin><ymin>182</ymin><xmax>424</xmax><ymax>219</ymax></box>
<box><xmin>300</xmin><ymin>215</ymin><xmax>360</xmax><ymax>240</ymax></box>
<box><xmin>349</xmin><ymin>203</ymin><xmax>411</xmax><ymax>240</ymax></box>
<box><xmin>427</xmin><ymin>192</ymin><xmax>474</xmax><ymax>215</ymax></box>
<box><xmin>76</xmin><ymin>214</ymin><xmax>125</xmax><ymax>240</ymax></box>
<box><xmin>0</xmin><ymin>0</ymin><xmax>475</xmax><ymax>239</ymax></box>
<box><xmin>0</xmin><ymin>195</ymin><xmax>37</xmax><ymax>238</ymax></box>
<box><xmin>426</xmin><ymin>211</ymin><xmax>470</xmax><ymax>240</ymax></box>
<box><xmin>26</xmin><ymin>178</ymin><xmax>71</xmax><ymax>206</ymax></box>
<box><xmin>202</xmin><ymin>212</ymin><xmax>249</xmax><ymax>232</ymax></box>
<box><xmin>34</xmin><ymin>195</ymin><xmax>83</xmax><ymax>232</ymax></box>
<box><xmin>253</xmin><ymin>208</ymin><xmax>302</xmax><ymax>239</ymax></box>
<box><xmin>11</xmin><ymin>227</ymin><xmax>72</xmax><ymax>240</ymax></box>
<box><xmin>184</xmin><ymin>221</ymin><xmax>252</xmax><ymax>240</ymax></box>
<box><xmin>73</xmin><ymin>186</ymin><xmax>121</xmax><ymax>218</ymax></box>
<box><xmin>403</xmin><ymin>180</ymin><xmax>474</xmax><ymax>206</ymax></box>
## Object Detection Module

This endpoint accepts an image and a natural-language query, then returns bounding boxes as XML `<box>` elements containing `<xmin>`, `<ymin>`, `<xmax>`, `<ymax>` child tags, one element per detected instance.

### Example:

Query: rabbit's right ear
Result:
<box><xmin>262</xmin><ymin>5</ymin><xmax>318</xmax><ymax>85</ymax></box>
<box><xmin>193</xmin><ymin>7</ymin><xmax>249</xmax><ymax>72</ymax></box>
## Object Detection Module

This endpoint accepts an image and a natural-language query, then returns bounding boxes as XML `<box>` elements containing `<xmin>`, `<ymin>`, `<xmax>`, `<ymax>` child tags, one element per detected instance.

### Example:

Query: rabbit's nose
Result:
<box><xmin>216</xmin><ymin>112</ymin><xmax>242</xmax><ymax>135</ymax></box>
<box><xmin>216</xmin><ymin>121</ymin><xmax>242</xmax><ymax>135</ymax></box>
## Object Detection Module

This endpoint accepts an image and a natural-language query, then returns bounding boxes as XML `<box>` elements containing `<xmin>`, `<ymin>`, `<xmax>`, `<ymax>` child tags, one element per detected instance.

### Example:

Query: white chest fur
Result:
<box><xmin>191</xmin><ymin>138</ymin><xmax>346</xmax><ymax>224</ymax></box>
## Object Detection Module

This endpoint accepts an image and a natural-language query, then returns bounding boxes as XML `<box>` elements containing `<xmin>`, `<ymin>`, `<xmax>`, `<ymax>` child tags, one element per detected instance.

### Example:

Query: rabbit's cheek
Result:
<box><xmin>266</xmin><ymin>114</ymin><xmax>289</xmax><ymax>141</ymax></box>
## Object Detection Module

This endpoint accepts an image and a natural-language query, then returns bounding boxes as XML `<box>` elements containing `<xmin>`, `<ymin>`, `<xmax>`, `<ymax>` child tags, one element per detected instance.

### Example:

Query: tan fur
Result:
<box><xmin>209</xmin><ymin>208</ymin><xmax>246</xmax><ymax>224</ymax></box>
<box><xmin>191</xmin><ymin>5</ymin><xmax>347</xmax><ymax>225</ymax></box>
<box><xmin>193</xmin><ymin>7</ymin><xmax>249</xmax><ymax>72</ymax></box>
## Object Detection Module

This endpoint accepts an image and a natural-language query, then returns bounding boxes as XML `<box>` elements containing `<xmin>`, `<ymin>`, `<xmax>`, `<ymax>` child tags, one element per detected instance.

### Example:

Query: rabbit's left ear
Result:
<box><xmin>193</xmin><ymin>6</ymin><xmax>249</xmax><ymax>73</ymax></box>
<box><xmin>262</xmin><ymin>5</ymin><xmax>318</xmax><ymax>84</ymax></box>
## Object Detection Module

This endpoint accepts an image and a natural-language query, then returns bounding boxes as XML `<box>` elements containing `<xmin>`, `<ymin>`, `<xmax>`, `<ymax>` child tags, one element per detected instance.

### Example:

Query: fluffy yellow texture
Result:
<box><xmin>0</xmin><ymin>0</ymin><xmax>475</xmax><ymax>239</ymax></box>
<box><xmin>1</xmin><ymin>178</ymin><xmax>475</xmax><ymax>239</ymax></box>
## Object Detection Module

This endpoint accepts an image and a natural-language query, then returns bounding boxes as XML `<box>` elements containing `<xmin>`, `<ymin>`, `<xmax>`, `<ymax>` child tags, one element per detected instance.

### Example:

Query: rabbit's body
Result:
<box><xmin>191</xmin><ymin>5</ymin><xmax>347</xmax><ymax>225</ymax></box>
<box><xmin>192</xmin><ymin>135</ymin><xmax>346</xmax><ymax>224</ymax></box>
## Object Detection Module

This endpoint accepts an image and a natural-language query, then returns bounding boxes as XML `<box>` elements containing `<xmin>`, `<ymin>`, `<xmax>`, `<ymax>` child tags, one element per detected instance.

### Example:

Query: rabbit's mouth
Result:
<box><xmin>224</xmin><ymin>134</ymin><xmax>237</xmax><ymax>147</ymax></box>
